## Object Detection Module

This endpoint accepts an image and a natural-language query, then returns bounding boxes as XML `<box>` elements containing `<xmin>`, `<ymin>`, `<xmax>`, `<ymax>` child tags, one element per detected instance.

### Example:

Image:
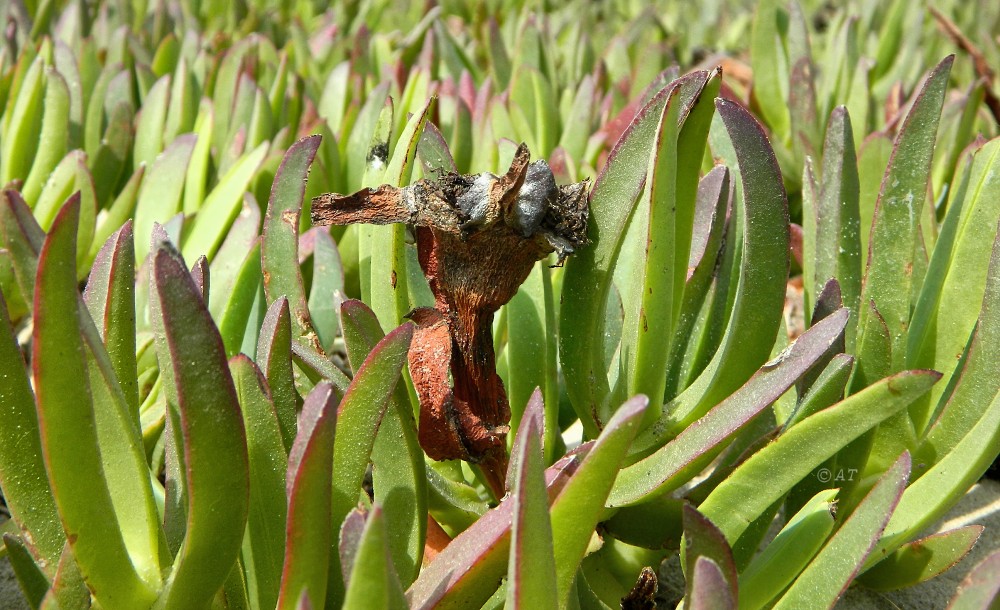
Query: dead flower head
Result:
<box><xmin>311</xmin><ymin>143</ymin><xmax>589</xmax><ymax>494</ymax></box>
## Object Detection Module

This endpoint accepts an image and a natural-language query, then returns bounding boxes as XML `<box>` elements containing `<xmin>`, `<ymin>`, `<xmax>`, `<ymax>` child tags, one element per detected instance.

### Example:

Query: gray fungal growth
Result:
<box><xmin>456</xmin><ymin>172</ymin><xmax>496</xmax><ymax>229</ymax></box>
<box><xmin>514</xmin><ymin>160</ymin><xmax>558</xmax><ymax>236</ymax></box>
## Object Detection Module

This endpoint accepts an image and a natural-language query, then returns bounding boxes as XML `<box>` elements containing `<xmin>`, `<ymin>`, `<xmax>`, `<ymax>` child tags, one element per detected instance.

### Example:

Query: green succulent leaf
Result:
<box><xmin>909</xmin><ymin>137</ymin><xmax>1000</xmax><ymax>431</ymax></box>
<box><xmin>1</xmin><ymin>54</ymin><xmax>44</xmax><ymax>186</ymax></box>
<box><xmin>506</xmin><ymin>413</ymin><xmax>558</xmax><ymax>610</ymax></box>
<box><xmin>33</xmin><ymin>196</ymin><xmax>157</xmax><ymax>607</ymax></box>
<box><xmin>83</xmin><ymin>219</ymin><xmax>138</xmax><ymax>411</ymax></box>
<box><xmin>339</xmin><ymin>299</ymin><xmax>426</xmax><ymax>589</ymax></box>
<box><xmin>773</xmin><ymin>453</ymin><xmax>911</xmax><ymax>609</ymax></box>
<box><xmin>342</xmin><ymin>507</ymin><xmax>408</xmax><ymax>610</ymax></box>
<box><xmin>277</xmin><ymin>382</ymin><xmax>339</xmax><ymax>610</ymax></box>
<box><xmin>4</xmin><ymin>534</ymin><xmax>51</xmax><ymax>608</ymax></box>
<box><xmin>550</xmin><ymin>396</ymin><xmax>647</xmax><ymax>607</ymax></box>
<box><xmin>662</xmin><ymin>97</ymin><xmax>789</xmax><ymax>434</ymax></box>
<box><xmin>133</xmin><ymin>74</ymin><xmax>171</xmax><ymax>172</ymax></box>
<box><xmin>328</xmin><ymin>322</ymin><xmax>413</xmax><ymax>604</ymax></box>
<box><xmin>22</xmin><ymin>68</ymin><xmax>70</xmax><ymax>205</ymax></box>
<box><xmin>0</xmin><ymin>286</ymin><xmax>64</xmax><ymax>573</ymax></box>
<box><xmin>857</xmin><ymin>55</ymin><xmax>953</xmax><ymax>374</ymax></box>
<box><xmin>682</xmin><ymin>505</ymin><xmax>737</xmax><ymax>603</ymax></box>
<box><xmin>217</xmin><ymin>239</ymin><xmax>263</xmax><ymax>357</ymax></box>
<box><xmin>611</xmin><ymin>308</ymin><xmax>849</xmax><ymax>505</ymax></box>
<box><xmin>739</xmin><ymin>489</ymin><xmax>838</xmax><ymax>610</ymax></box>
<box><xmin>858</xmin><ymin>525</ymin><xmax>982</xmax><ymax>591</ymax></box>
<box><xmin>750</xmin><ymin>0</ymin><xmax>790</xmax><ymax>140</ymax></box>
<box><xmin>366</xmin><ymin>97</ymin><xmax>431</xmax><ymax>329</ymax></box>
<box><xmin>947</xmin><ymin>550</ymin><xmax>1000</xmax><ymax>610</ymax></box>
<box><xmin>151</xmin><ymin>241</ymin><xmax>250</xmax><ymax>610</ymax></box>
<box><xmin>133</xmin><ymin>134</ymin><xmax>197</xmax><ymax>264</ymax></box>
<box><xmin>407</xmin><ymin>446</ymin><xmax>591</xmax><ymax>609</ymax></box>
<box><xmin>231</xmin><ymin>355</ymin><xmax>288</xmax><ymax>610</ymax></box>
<box><xmin>182</xmin><ymin>140</ymin><xmax>268</xmax><ymax>262</ymax></box>
<box><xmin>811</xmin><ymin>106</ymin><xmax>861</xmax><ymax>344</ymax></box>
<box><xmin>261</xmin><ymin>135</ymin><xmax>323</xmax><ymax>350</ymax></box>
<box><xmin>256</xmin><ymin>297</ymin><xmax>299</xmax><ymax>451</ymax></box>
<box><xmin>698</xmin><ymin>372</ymin><xmax>937</xmax><ymax>547</ymax></box>
<box><xmin>560</xmin><ymin>71</ymin><xmax>711</xmax><ymax>435</ymax></box>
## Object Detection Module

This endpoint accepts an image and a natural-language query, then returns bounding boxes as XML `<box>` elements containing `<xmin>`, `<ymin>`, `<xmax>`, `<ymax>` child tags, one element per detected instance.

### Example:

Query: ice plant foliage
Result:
<box><xmin>312</xmin><ymin>143</ymin><xmax>588</xmax><ymax>494</ymax></box>
<box><xmin>0</xmin><ymin>0</ymin><xmax>999</xmax><ymax>609</ymax></box>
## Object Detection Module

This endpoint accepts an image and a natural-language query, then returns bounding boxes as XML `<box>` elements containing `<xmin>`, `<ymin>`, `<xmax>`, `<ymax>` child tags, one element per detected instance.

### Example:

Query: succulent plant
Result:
<box><xmin>0</xmin><ymin>0</ymin><xmax>998</xmax><ymax>609</ymax></box>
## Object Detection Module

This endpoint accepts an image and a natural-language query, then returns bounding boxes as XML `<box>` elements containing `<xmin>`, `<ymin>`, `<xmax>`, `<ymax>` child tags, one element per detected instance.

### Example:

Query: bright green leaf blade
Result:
<box><xmin>339</xmin><ymin>299</ymin><xmax>426</xmax><ymax>588</ymax></box>
<box><xmin>910</xmin><ymin>138</ymin><xmax>1000</xmax><ymax>430</ymax></box>
<box><xmin>662</xmin><ymin>97</ymin><xmax>790</xmax><ymax>433</ymax></box>
<box><xmin>4</xmin><ymin>534</ymin><xmax>51</xmax><ymax>607</ymax></box>
<box><xmin>133</xmin><ymin>74</ymin><xmax>171</xmax><ymax>171</ymax></box>
<box><xmin>739</xmin><ymin>489</ymin><xmax>838</xmax><ymax>610</ymax></box>
<box><xmin>33</xmin><ymin>196</ymin><xmax>156</xmax><ymax>607</ymax></box>
<box><xmin>750</xmin><ymin>0</ymin><xmax>790</xmax><ymax>139</ymax></box>
<box><xmin>915</xmin><ymin>227</ymin><xmax>1000</xmax><ymax>473</ymax></box>
<box><xmin>342</xmin><ymin>507</ymin><xmax>408</xmax><ymax>610</ymax></box>
<box><xmin>133</xmin><ymin>134</ymin><xmax>197</xmax><ymax>263</ymax></box>
<box><xmin>262</xmin><ymin>135</ymin><xmax>323</xmax><ymax>350</ymax></box>
<box><xmin>231</xmin><ymin>355</ymin><xmax>287</xmax><ymax>610</ymax></box>
<box><xmin>506</xmin><ymin>416</ymin><xmax>558</xmax><ymax>610</ymax></box>
<box><xmin>328</xmin><ymin>323</ymin><xmax>413</xmax><ymax>605</ymax></box>
<box><xmin>218</xmin><ymin>240</ymin><xmax>263</xmax><ymax>357</ymax></box>
<box><xmin>774</xmin><ymin>453</ymin><xmax>911</xmax><ymax>609</ymax></box>
<box><xmin>698</xmin><ymin>372</ymin><xmax>936</xmax><ymax>546</ymax></box>
<box><xmin>305</xmin><ymin>227</ymin><xmax>344</xmax><ymax>352</ymax></box>
<box><xmin>506</xmin><ymin>262</ymin><xmax>559</xmax><ymax>456</ymax></box>
<box><xmin>612</xmin><ymin>309</ymin><xmax>849</xmax><ymax>505</ymax></box>
<box><xmin>872</xmin><ymin>386</ymin><xmax>1000</xmax><ymax>565</ymax></box>
<box><xmin>22</xmin><ymin>68</ymin><xmax>70</xmax><ymax>205</ymax></box>
<box><xmin>550</xmin><ymin>396</ymin><xmax>647</xmax><ymax>607</ymax></box>
<box><xmin>208</xmin><ymin>194</ymin><xmax>261</xmax><ymax>319</ymax></box>
<box><xmin>181</xmin><ymin>141</ymin><xmax>268</xmax><ymax>262</ymax></box>
<box><xmin>182</xmin><ymin>101</ymin><xmax>214</xmax><ymax>217</ymax></box>
<box><xmin>858</xmin><ymin>56</ymin><xmax>953</xmax><ymax>373</ymax></box>
<box><xmin>256</xmin><ymin>297</ymin><xmax>298</xmax><ymax>451</ymax></box>
<box><xmin>858</xmin><ymin>525</ymin><xmax>982</xmax><ymax>591</ymax></box>
<box><xmin>31</xmin><ymin>150</ymin><xmax>79</xmax><ymax>230</ymax></box>
<box><xmin>152</xmin><ymin>243</ymin><xmax>250</xmax><ymax>610</ymax></box>
<box><xmin>277</xmin><ymin>382</ymin><xmax>338</xmax><ymax>610</ymax></box>
<box><xmin>1</xmin><ymin>55</ymin><xmax>44</xmax><ymax>185</ymax></box>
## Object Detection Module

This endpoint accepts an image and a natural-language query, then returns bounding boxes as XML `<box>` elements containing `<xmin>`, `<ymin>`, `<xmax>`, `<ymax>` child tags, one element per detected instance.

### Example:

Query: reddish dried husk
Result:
<box><xmin>312</xmin><ymin>143</ymin><xmax>588</xmax><ymax>494</ymax></box>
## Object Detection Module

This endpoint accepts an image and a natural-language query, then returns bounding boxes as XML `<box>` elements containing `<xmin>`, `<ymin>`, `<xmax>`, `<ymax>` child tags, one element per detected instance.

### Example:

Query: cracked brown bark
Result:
<box><xmin>311</xmin><ymin>143</ymin><xmax>588</xmax><ymax>497</ymax></box>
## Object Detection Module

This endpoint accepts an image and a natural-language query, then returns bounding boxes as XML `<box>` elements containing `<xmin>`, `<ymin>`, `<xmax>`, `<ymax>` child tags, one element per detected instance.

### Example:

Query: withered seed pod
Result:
<box><xmin>311</xmin><ymin>143</ymin><xmax>589</xmax><ymax>496</ymax></box>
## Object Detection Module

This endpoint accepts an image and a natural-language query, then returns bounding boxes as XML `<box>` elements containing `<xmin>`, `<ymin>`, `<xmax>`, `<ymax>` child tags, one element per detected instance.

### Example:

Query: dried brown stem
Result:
<box><xmin>312</xmin><ymin>143</ymin><xmax>588</xmax><ymax>498</ymax></box>
<box><xmin>929</xmin><ymin>6</ymin><xmax>1000</xmax><ymax>125</ymax></box>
